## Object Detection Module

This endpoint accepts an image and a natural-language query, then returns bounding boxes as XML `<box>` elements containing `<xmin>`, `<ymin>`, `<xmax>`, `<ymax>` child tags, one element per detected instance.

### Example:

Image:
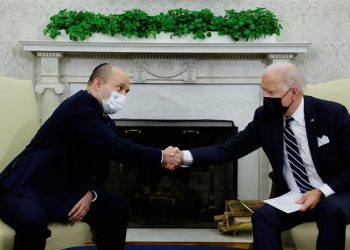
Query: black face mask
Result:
<box><xmin>263</xmin><ymin>88</ymin><xmax>292</xmax><ymax>116</ymax></box>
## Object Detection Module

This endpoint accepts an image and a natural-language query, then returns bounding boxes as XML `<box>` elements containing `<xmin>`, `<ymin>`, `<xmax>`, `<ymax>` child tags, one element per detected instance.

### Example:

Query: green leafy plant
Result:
<box><xmin>44</xmin><ymin>7</ymin><xmax>282</xmax><ymax>42</ymax></box>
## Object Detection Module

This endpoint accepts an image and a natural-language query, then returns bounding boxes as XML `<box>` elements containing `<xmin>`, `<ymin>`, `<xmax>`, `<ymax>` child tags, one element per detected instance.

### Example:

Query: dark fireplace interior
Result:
<box><xmin>106</xmin><ymin>119</ymin><xmax>238</xmax><ymax>228</ymax></box>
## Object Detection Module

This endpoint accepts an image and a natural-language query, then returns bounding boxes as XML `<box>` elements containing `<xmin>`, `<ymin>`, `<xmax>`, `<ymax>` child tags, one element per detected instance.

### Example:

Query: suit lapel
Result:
<box><xmin>304</xmin><ymin>96</ymin><xmax>321</xmax><ymax>172</ymax></box>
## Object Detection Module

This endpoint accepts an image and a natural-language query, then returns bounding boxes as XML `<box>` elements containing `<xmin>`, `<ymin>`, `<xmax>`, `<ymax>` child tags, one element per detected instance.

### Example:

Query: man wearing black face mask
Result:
<box><xmin>263</xmin><ymin>87</ymin><xmax>292</xmax><ymax>116</ymax></box>
<box><xmin>170</xmin><ymin>62</ymin><xmax>350</xmax><ymax>250</ymax></box>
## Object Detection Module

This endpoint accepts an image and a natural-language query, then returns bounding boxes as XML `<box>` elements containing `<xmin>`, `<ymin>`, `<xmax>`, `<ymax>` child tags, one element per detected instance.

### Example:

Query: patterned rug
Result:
<box><xmin>66</xmin><ymin>244</ymin><xmax>242</xmax><ymax>250</ymax></box>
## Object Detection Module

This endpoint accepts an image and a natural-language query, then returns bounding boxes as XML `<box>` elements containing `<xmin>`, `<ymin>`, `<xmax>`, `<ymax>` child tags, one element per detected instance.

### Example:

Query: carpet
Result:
<box><xmin>66</xmin><ymin>245</ymin><xmax>243</xmax><ymax>250</ymax></box>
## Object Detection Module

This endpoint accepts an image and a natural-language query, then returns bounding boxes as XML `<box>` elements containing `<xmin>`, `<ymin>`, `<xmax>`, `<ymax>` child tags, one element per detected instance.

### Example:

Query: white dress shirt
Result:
<box><xmin>182</xmin><ymin>97</ymin><xmax>335</xmax><ymax>197</ymax></box>
<box><xmin>283</xmin><ymin>97</ymin><xmax>334</xmax><ymax>197</ymax></box>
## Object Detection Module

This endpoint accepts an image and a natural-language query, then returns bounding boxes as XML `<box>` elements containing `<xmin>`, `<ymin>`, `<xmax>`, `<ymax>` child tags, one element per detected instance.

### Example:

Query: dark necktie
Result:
<box><xmin>284</xmin><ymin>117</ymin><xmax>313</xmax><ymax>193</ymax></box>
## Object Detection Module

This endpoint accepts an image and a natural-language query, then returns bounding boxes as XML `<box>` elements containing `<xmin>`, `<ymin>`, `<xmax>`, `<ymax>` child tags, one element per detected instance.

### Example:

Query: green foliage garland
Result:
<box><xmin>44</xmin><ymin>8</ymin><xmax>282</xmax><ymax>42</ymax></box>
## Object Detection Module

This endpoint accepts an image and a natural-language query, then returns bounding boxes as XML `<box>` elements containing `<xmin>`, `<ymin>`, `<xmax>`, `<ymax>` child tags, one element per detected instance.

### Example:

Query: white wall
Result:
<box><xmin>1</xmin><ymin>0</ymin><xmax>350</xmax><ymax>82</ymax></box>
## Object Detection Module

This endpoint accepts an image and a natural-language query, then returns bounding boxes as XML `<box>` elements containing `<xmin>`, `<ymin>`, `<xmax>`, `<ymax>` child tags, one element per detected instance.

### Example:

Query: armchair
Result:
<box><xmin>0</xmin><ymin>76</ymin><xmax>92</xmax><ymax>249</ymax></box>
<box><xmin>280</xmin><ymin>79</ymin><xmax>350</xmax><ymax>250</ymax></box>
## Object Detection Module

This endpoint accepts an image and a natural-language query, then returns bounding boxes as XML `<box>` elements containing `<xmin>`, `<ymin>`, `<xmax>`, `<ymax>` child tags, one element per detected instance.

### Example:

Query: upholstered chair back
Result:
<box><xmin>305</xmin><ymin>78</ymin><xmax>350</xmax><ymax>111</ymax></box>
<box><xmin>0</xmin><ymin>76</ymin><xmax>40</xmax><ymax>171</ymax></box>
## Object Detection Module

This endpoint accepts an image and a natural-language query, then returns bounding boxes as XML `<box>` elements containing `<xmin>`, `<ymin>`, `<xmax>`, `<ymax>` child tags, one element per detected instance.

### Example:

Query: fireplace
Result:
<box><xmin>21</xmin><ymin>39</ymin><xmax>310</xmax><ymax>200</ymax></box>
<box><xmin>105</xmin><ymin>119</ymin><xmax>238</xmax><ymax>228</ymax></box>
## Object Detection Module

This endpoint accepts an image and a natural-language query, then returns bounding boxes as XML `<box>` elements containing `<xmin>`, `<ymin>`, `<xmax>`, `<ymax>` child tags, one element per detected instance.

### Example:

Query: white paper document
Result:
<box><xmin>263</xmin><ymin>191</ymin><xmax>303</xmax><ymax>213</ymax></box>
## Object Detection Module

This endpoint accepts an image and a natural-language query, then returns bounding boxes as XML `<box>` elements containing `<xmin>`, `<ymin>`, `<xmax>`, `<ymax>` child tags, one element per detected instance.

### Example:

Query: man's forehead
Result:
<box><xmin>110</xmin><ymin>73</ymin><xmax>129</xmax><ymax>84</ymax></box>
<box><xmin>262</xmin><ymin>76</ymin><xmax>283</xmax><ymax>91</ymax></box>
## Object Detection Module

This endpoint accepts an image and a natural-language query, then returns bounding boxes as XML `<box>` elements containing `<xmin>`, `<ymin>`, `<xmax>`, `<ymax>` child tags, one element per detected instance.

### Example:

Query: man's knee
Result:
<box><xmin>16</xmin><ymin>211</ymin><xmax>48</xmax><ymax>232</ymax></box>
<box><xmin>252</xmin><ymin>204</ymin><xmax>272</xmax><ymax>224</ymax></box>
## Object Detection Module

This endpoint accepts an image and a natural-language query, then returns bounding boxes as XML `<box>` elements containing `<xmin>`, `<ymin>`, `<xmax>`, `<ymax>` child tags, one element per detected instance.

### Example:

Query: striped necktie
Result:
<box><xmin>284</xmin><ymin>117</ymin><xmax>313</xmax><ymax>193</ymax></box>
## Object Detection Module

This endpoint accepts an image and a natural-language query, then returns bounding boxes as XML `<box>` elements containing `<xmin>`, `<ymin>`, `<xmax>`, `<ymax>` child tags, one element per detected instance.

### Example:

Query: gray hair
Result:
<box><xmin>263</xmin><ymin>62</ymin><xmax>306</xmax><ymax>92</ymax></box>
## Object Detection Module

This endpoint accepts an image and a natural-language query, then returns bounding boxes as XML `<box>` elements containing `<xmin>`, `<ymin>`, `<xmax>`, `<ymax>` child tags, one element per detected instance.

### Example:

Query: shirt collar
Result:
<box><xmin>289</xmin><ymin>96</ymin><xmax>305</xmax><ymax>126</ymax></box>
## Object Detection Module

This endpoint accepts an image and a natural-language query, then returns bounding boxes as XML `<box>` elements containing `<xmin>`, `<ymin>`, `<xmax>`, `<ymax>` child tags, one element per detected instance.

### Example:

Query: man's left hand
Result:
<box><xmin>68</xmin><ymin>191</ymin><xmax>93</xmax><ymax>223</ymax></box>
<box><xmin>296</xmin><ymin>188</ymin><xmax>324</xmax><ymax>212</ymax></box>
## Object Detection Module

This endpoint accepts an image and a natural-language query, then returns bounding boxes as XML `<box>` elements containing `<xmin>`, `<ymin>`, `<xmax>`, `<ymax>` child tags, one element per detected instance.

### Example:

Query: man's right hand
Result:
<box><xmin>162</xmin><ymin>146</ymin><xmax>183</xmax><ymax>171</ymax></box>
<box><xmin>296</xmin><ymin>188</ymin><xmax>324</xmax><ymax>212</ymax></box>
<box><xmin>68</xmin><ymin>191</ymin><xmax>93</xmax><ymax>223</ymax></box>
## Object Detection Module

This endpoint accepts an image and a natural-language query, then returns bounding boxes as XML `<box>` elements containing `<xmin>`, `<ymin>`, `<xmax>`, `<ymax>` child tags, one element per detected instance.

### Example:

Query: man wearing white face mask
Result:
<box><xmin>99</xmin><ymin>79</ymin><xmax>126</xmax><ymax>114</ymax></box>
<box><xmin>0</xmin><ymin>63</ymin><xmax>182</xmax><ymax>250</ymax></box>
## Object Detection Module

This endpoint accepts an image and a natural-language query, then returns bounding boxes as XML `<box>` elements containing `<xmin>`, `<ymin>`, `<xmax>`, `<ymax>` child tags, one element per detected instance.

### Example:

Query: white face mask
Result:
<box><xmin>101</xmin><ymin>88</ymin><xmax>127</xmax><ymax>114</ymax></box>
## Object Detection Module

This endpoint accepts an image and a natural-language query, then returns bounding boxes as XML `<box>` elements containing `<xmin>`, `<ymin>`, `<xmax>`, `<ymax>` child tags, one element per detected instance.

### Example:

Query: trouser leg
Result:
<box><xmin>0</xmin><ymin>191</ymin><xmax>51</xmax><ymax>250</ymax></box>
<box><xmin>315</xmin><ymin>192</ymin><xmax>350</xmax><ymax>250</ymax></box>
<box><xmin>252</xmin><ymin>203</ymin><xmax>315</xmax><ymax>250</ymax></box>
<box><xmin>84</xmin><ymin>191</ymin><xmax>129</xmax><ymax>250</ymax></box>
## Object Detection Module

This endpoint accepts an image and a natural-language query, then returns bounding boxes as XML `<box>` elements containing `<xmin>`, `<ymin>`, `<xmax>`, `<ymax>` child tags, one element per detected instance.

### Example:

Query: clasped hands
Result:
<box><xmin>162</xmin><ymin>146</ymin><xmax>183</xmax><ymax>171</ymax></box>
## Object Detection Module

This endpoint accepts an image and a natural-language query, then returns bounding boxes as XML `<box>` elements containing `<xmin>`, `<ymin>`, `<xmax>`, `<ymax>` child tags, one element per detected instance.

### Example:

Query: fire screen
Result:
<box><xmin>105</xmin><ymin>119</ymin><xmax>238</xmax><ymax>228</ymax></box>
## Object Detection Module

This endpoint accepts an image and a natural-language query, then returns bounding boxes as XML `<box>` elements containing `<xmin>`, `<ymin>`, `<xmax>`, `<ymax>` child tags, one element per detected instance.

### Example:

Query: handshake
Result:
<box><xmin>161</xmin><ymin>146</ymin><xmax>184</xmax><ymax>171</ymax></box>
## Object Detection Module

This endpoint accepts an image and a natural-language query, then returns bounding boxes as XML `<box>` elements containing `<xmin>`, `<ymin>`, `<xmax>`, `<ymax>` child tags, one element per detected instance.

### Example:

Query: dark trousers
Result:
<box><xmin>0</xmin><ymin>189</ymin><xmax>129</xmax><ymax>250</ymax></box>
<box><xmin>83</xmin><ymin>191</ymin><xmax>129</xmax><ymax>250</ymax></box>
<box><xmin>252</xmin><ymin>192</ymin><xmax>350</xmax><ymax>250</ymax></box>
<box><xmin>0</xmin><ymin>190</ymin><xmax>51</xmax><ymax>250</ymax></box>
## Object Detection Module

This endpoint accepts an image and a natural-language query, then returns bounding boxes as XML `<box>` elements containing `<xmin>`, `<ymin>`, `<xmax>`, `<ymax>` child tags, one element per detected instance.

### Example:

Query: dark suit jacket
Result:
<box><xmin>190</xmin><ymin>96</ymin><xmax>350</xmax><ymax>196</ymax></box>
<box><xmin>0</xmin><ymin>90</ymin><xmax>161</xmax><ymax>217</ymax></box>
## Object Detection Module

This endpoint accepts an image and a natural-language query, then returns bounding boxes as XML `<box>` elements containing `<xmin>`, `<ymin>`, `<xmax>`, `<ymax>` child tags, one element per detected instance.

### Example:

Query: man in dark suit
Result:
<box><xmin>173</xmin><ymin>62</ymin><xmax>350</xmax><ymax>250</ymax></box>
<box><xmin>0</xmin><ymin>63</ymin><xmax>181</xmax><ymax>250</ymax></box>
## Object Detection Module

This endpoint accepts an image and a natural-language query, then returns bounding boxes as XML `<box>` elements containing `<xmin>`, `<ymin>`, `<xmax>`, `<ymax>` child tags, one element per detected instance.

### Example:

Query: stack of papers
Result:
<box><xmin>263</xmin><ymin>191</ymin><xmax>302</xmax><ymax>213</ymax></box>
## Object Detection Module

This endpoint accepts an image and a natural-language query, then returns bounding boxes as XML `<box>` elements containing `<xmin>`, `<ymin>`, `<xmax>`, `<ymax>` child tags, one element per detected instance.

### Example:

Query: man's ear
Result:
<box><xmin>92</xmin><ymin>78</ymin><xmax>102</xmax><ymax>92</ymax></box>
<box><xmin>291</xmin><ymin>85</ymin><xmax>300</xmax><ymax>95</ymax></box>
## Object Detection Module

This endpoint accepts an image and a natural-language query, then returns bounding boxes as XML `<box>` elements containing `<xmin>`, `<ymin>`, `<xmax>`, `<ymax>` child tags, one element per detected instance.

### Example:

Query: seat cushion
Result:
<box><xmin>0</xmin><ymin>219</ymin><xmax>92</xmax><ymax>250</ymax></box>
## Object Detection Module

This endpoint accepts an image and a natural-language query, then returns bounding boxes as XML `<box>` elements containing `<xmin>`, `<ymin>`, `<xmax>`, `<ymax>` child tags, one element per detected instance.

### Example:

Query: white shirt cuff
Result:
<box><xmin>181</xmin><ymin>150</ymin><xmax>193</xmax><ymax>168</ymax></box>
<box><xmin>318</xmin><ymin>184</ymin><xmax>335</xmax><ymax>197</ymax></box>
<box><xmin>90</xmin><ymin>190</ymin><xmax>98</xmax><ymax>202</ymax></box>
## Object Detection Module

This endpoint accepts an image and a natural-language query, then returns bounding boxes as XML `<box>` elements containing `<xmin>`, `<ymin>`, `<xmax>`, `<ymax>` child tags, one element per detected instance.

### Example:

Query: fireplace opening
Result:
<box><xmin>105</xmin><ymin>119</ymin><xmax>238</xmax><ymax>228</ymax></box>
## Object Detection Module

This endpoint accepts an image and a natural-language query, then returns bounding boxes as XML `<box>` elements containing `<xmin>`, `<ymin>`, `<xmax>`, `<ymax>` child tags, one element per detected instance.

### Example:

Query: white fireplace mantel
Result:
<box><xmin>20</xmin><ymin>39</ymin><xmax>311</xmax><ymax>122</ymax></box>
<box><xmin>20</xmin><ymin>39</ymin><xmax>311</xmax><ymax>199</ymax></box>
<box><xmin>21</xmin><ymin>40</ymin><xmax>310</xmax><ymax>54</ymax></box>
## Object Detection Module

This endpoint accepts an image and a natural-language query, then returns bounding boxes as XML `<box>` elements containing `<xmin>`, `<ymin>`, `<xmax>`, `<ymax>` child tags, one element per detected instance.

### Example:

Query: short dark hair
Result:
<box><xmin>88</xmin><ymin>63</ymin><xmax>112</xmax><ymax>85</ymax></box>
